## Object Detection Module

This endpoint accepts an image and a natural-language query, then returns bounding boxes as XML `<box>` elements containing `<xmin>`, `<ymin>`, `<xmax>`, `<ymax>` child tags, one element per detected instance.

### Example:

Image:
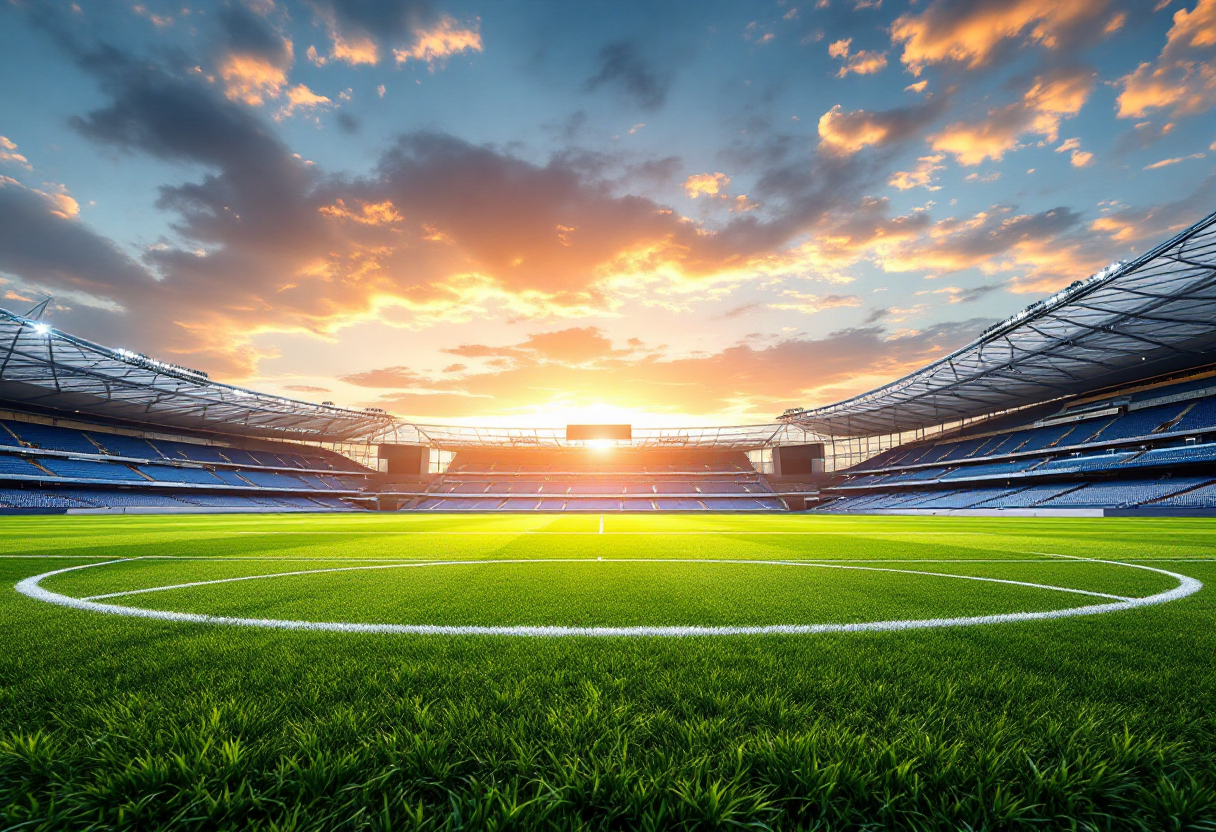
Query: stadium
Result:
<box><xmin>6</xmin><ymin>1</ymin><xmax>1216</xmax><ymax>827</ymax></box>
<box><xmin>4</xmin><ymin>210</ymin><xmax>1216</xmax><ymax>827</ymax></box>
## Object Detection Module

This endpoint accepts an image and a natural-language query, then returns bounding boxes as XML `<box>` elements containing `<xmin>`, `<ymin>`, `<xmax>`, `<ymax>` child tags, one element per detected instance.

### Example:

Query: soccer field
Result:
<box><xmin>3</xmin><ymin>513</ymin><xmax>1215</xmax><ymax>829</ymax></box>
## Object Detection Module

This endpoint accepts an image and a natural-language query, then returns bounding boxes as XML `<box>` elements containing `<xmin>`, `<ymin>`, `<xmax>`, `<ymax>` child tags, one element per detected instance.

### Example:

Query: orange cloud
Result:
<box><xmin>816</xmin><ymin>97</ymin><xmax>945</xmax><ymax>156</ymax></box>
<box><xmin>318</xmin><ymin>199</ymin><xmax>403</xmax><ymax>225</ymax></box>
<box><xmin>393</xmin><ymin>17</ymin><xmax>483</xmax><ymax>65</ymax></box>
<box><xmin>836</xmin><ymin>203</ymin><xmax>1105</xmax><ymax>298</ymax></box>
<box><xmin>1090</xmin><ymin>215</ymin><xmax>1137</xmax><ymax>243</ymax></box>
<box><xmin>888</xmin><ymin>154</ymin><xmax>945</xmax><ymax>191</ymax></box>
<box><xmin>892</xmin><ymin>0</ymin><xmax>1112</xmax><ymax>74</ymax></box>
<box><xmin>131</xmin><ymin>3</ymin><xmax>173</xmax><ymax>27</ymax></box>
<box><xmin>219</xmin><ymin>52</ymin><xmax>290</xmax><ymax>106</ymax></box>
<box><xmin>768</xmin><ymin>291</ymin><xmax>862</xmax><ymax>314</ymax></box>
<box><xmin>839</xmin><ymin>50</ymin><xmax>888</xmax><ymax>77</ymax></box>
<box><xmin>929</xmin><ymin>66</ymin><xmax>1094</xmax><ymax>164</ymax></box>
<box><xmin>277</xmin><ymin>84</ymin><xmax>331</xmax><ymax>119</ymax></box>
<box><xmin>45</xmin><ymin>189</ymin><xmax>79</xmax><ymax>220</ymax></box>
<box><xmin>1143</xmin><ymin>152</ymin><xmax>1206</xmax><ymax>170</ymax></box>
<box><xmin>350</xmin><ymin>321</ymin><xmax>983</xmax><ymax>423</ymax></box>
<box><xmin>729</xmin><ymin>195</ymin><xmax>758</xmax><ymax>213</ymax></box>
<box><xmin>311</xmin><ymin>4</ymin><xmax>380</xmax><ymax>65</ymax></box>
<box><xmin>929</xmin><ymin>106</ymin><xmax>1027</xmax><ymax>166</ymax></box>
<box><xmin>819</xmin><ymin>106</ymin><xmax>888</xmax><ymax>153</ymax></box>
<box><xmin>0</xmin><ymin>136</ymin><xmax>30</xmax><ymax>170</ymax></box>
<box><xmin>330</xmin><ymin>33</ymin><xmax>379</xmax><ymax>65</ymax></box>
<box><xmin>1117</xmin><ymin>0</ymin><xmax>1216</xmax><ymax>118</ymax></box>
<box><xmin>828</xmin><ymin>38</ymin><xmax>888</xmax><ymax>77</ymax></box>
<box><xmin>684</xmin><ymin>172</ymin><xmax>731</xmax><ymax>198</ymax></box>
<box><xmin>1056</xmin><ymin>139</ymin><xmax>1094</xmax><ymax>167</ymax></box>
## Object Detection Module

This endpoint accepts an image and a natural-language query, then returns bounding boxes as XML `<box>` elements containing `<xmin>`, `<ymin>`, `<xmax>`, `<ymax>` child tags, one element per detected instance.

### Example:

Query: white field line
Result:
<box><xmin>26</xmin><ymin>556</ymin><xmax>1097</xmax><ymax>564</ymax></box>
<box><xmin>14</xmin><ymin>556</ymin><xmax>1200</xmax><ymax>637</ymax></box>
<box><xmin>0</xmin><ymin>555</ymin><xmax>131</xmax><ymax>559</ymax></box>
<box><xmin>222</xmin><ymin>530</ymin><xmax>1011</xmax><ymax>536</ymax></box>
<box><xmin>6</xmin><ymin>554</ymin><xmax>1216</xmax><ymax>565</ymax></box>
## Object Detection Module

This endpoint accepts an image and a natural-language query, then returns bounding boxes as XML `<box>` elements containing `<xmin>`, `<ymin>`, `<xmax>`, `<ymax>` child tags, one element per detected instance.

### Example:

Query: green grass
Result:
<box><xmin>2</xmin><ymin>513</ymin><xmax>1216</xmax><ymax>830</ymax></box>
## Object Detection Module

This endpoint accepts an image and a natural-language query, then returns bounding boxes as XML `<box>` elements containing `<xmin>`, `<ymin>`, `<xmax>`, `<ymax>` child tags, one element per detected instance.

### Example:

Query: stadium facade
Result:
<box><xmin>1</xmin><ymin>209</ymin><xmax>1215</xmax><ymax>515</ymax></box>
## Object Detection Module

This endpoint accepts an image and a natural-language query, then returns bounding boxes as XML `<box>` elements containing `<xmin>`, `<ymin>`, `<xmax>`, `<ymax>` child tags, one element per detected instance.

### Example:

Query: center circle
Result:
<box><xmin>18</xmin><ymin>556</ymin><xmax>1200</xmax><ymax>636</ymax></box>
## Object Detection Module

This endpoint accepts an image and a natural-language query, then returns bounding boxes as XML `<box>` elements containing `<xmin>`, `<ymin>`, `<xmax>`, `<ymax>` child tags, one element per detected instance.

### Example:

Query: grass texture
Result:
<box><xmin>1</xmin><ymin>513</ymin><xmax>1215</xmax><ymax>830</ymax></box>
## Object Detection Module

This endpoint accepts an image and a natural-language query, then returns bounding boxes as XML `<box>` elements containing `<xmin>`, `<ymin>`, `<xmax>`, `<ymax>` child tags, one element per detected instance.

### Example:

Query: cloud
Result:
<box><xmin>684</xmin><ymin>172</ymin><xmax>731</xmax><ymax>198</ymax></box>
<box><xmin>817</xmin><ymin>98</ymin><xmax>945</xmax><ymax>155</ymax></box>
<box><xmin>53</xmin><ymin>47</ymin><xmax>793</xmax><ymax>372</ymax></box>
<box><xmin>767</xmin><ymin>291</ymin><xmax>862</xmax><ymax>314</ymax></box>
<box><xmin>309</xmin><ymin>0</ymin><xmax>477</xmax><ymax>67</ymax></box>
<box><xmin>730</xmin><ymin>194</ymin><xmax>758</xmax><ymax>213</ymax></box>
<box><xmin>278</xmin><ymin>84</ymin><xmax>331</xmax><ymax>118</ymax></box>
<box><xmin>219</xmin><ymin>54</ymin><xmax>290</xmax><ymax>105</ymax></box>
<box><xmin>310</xmin><ymin>0</ymin><xmax>430</xmax><ymax>64</ymax></box>
<box><xmin>1055</xmin><ymin>138</ymin><xmax>1094</xmax><ymax>166</ymax></box>
<box><xmin>718</xmin><ymin>303</ymin><xmax>762</xmax><ymax>319</ymax></box>
<box><xmin>0</xmin><ymin>176</ymin><xmax>152</xmax><ymax>301</ymax></box>
<box><xmin>584</xmin><ymin>41</ymin><xmax>669</xmax><ymax>111</ymax></box>
<box><xmin>891</xmin><ymin>0</ymin><xmax>1113</xmax><ymax>74</ymax></box>
<box><xmin>1143</xmin><ymin>152</ymin><xmax>1206</xmax><ymax>169</ymax></box>
<box><xmin>1087</xmin><ymin>174</ymin><xmax>1216</xmax><ymax>249</ymax></box>
<box><xmin>828</xmin><ymin>38</ymin><xmax>888</xmax><ymax>77</ymax></box>
<box><xmin>214</xmin><ymin>3</ymin><xmax>294</xmax><ymax>106</ymax></box>
<box><xmin>1112</xmin><ymin>120</ymin><xmax>1175</xmax><ymax>155</ymax></box>
<box><xmin>929</xmin><ymin>66</ymin><xmax>1094</xmax><ymax>165</ymax></box>
<box><xmin>1117</xmin><ymin>0</ymin><xmax>1216</xmax><ymax>118</ymax></box>
<box><xmin>340</xmin><ymin>365</ymin><xmax>431</xmax><ymax>388</ymax></box>
<box><xmin>131</xmin><ymin>3</ymin><xmax>175</xmax><ymax>28</ymax></box>
<box><xmin>361</xmin><ymin>321</ymin><xmax>990</xmax><ymax>420</ymax></box>
<box><xmin>0</xmin><ymin>137</ymin><xmax>31</xmax><ymax>170</ymax></box>
<box><xmin>318</xmin><ymin>198</ymin><xmax>402</xmax><ymax>225</ymax></box>
<box><xmin>15</xmin><ymin>21</ymin><xmax>1016</xmax><ymax>384</ymax></box>
<box><xmin>872</xmin><ymin>204</ymin><xmax>1108</xmax><ymax>294</ymax></box>
<box><xmin>929</xmin><ymin>283</ymin><xmax>1003</xmax><ymax>303</ymax></box>
<box><xmin>888</xmin><ymin>154</ymin><xmax>944</xmax><ymax>190</ymax></box>
<box><xmin>392</xmin><ymin>15</ymin><xmax>482</xmax><ymax>66</ymax></box>
<box><xmin>447</xmin><ymin>326</ymin><xmax>637</xmax><ymax>366</ymax></box>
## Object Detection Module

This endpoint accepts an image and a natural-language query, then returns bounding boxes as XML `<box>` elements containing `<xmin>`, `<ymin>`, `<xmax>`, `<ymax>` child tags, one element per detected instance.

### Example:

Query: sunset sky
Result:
<box><xmin>1</xmin><ymin>0</ymin><xmax>1215</xmax><ymax>427</ymax></box>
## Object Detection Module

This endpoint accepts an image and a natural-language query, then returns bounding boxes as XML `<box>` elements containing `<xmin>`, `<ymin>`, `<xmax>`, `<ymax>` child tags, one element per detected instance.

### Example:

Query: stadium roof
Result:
<box><xmin>0</xmin><ymin>307</ymin><xmax>394</xmax><ymax>442</ymax></box>
<box><xmin>781</xmin><ymin>208</ymin><xmax>1216</xmax><ymax>438</ymax></box>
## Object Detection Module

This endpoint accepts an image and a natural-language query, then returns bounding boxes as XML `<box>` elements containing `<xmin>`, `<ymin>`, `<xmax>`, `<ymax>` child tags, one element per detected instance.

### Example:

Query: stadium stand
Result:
<box><xmin>392</xmin><ymin>449</ymin><xmax>790</xmax><ymax>511</ymax></box>
<box><xmin>0</xmin><ymin>412</ymin><xmax>373</xmax><ymax>513</ymax></box>
<box><xmin>817</xmin><ymin>370</ymin><xmax>1216</xmax><ymax>514</ymax></box>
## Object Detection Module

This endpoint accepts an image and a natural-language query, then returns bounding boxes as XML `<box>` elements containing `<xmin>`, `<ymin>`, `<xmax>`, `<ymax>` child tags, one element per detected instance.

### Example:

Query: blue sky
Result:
<box><xmin>1</xmin><ymin>0</ymin><xmax>1214</xmax><ymax>426</ymax></box>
